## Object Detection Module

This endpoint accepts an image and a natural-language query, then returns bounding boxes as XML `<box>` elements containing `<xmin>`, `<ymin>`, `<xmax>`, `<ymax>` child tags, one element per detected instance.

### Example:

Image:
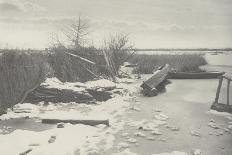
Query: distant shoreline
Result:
<box><xmin>0</xmin><ymin>48</ymin><xmax>232</xmax><ymax>53</ymax></box>
<box><xmin>133</xmin><ymin>48</ymin><xmax>232</xmax><ymax>51</ymax></box>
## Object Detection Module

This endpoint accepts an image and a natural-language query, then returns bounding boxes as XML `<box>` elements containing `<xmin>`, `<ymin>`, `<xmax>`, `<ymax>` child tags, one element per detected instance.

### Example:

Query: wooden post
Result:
<box><xmin>214</xmin><ymin>76</ymin><xmax>223</xmax><ymax>104</ymax></box>
<box><xmin>227</xmin><ymin>79</ymin><xmax>230</xmax><ymax>105</ymax></box>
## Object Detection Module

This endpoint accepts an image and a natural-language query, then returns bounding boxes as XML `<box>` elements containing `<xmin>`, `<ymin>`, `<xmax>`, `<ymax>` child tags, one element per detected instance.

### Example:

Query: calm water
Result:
<box><xmin>205</xmin><ymin>52</ymin><xmax>232</xmax><ymax>66</ymax></box>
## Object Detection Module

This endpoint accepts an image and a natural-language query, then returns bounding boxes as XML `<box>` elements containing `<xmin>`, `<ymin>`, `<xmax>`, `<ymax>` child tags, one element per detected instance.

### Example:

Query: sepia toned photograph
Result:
<box><xmin>0</xmin><ymin>0</ymin><xmax>231</xmax><ymax>155</ymax></box>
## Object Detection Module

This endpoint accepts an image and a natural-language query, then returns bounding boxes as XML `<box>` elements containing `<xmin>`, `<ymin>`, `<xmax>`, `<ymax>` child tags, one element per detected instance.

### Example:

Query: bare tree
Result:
<box><xmin>104</xmin><ymin>33</ymin><xmax>133</xmax><ymax>75</ymax></box>
<box><xmin>63</xmin><ymin>15</ymin><xmax>90</xmax><ymax>48</ymax></box>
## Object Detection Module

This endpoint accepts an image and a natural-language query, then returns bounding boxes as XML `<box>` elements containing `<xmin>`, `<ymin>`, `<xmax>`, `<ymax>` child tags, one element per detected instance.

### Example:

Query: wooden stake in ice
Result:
<box><xmin>214</xmin><ymin>75</ymin><xmax>231</xmax><ymax>105</ymax></box>
<box><xmin>214</xmin><ymin>76</ymin><xmax>223</xmax><ymax>104</ymax></box>
<box><xmin>227</xmin><ymin>79</ymin><xmax>230</xmax><ymax>105</ymax></box>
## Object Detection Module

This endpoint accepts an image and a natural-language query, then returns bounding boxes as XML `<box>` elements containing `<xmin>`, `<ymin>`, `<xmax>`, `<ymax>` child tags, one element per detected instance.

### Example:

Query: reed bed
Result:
<box><xmin>129</xmin><ymin>54</ymin><xmax>207</xmax><ymax>74</ymax></box>
<box><xmin>0</xmin><ymin>50</ymin><xmax>48</xmax><ymax>114</ymax></box>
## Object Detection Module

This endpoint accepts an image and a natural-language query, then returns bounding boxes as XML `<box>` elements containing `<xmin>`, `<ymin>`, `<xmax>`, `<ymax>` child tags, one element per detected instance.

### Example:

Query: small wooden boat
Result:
<box><xmin>168</xmin><ymin>71</ymin><xmax>225</xmax><ymax>79</ymax></box>
<box><xmin>141</xmin><ymin>64</ymin><xmax>169</xmax><ymax>96</ymax></box>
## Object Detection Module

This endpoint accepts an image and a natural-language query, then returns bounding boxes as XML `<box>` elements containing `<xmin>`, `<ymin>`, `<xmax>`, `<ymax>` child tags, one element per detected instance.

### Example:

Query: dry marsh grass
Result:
<box><xmin>129</xmin><ymin>54</ymin><xmax>207</xmax><ymax>74</ymax></box>
<box><xmin>0</xmin><ymin>50</ymin><xmax>48</xmax><ymax>114</ymax></box>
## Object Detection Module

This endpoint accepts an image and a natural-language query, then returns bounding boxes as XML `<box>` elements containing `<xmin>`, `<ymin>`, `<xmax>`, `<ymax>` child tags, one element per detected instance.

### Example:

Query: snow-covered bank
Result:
<box><xmin>0</xmin><ymin>77</ymin><xmax>139</xmax><ymax>155</ymax></box>
<box><xmin>0</xmin><ymin>77</ymin><xmax>138</xmax><ymax>120</ymax></box>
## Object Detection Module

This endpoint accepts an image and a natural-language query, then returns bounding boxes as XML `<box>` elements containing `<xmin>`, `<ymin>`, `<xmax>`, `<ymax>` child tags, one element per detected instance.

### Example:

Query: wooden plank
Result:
<box><xmin>214</xmin><ymin>76</ymin><xmax>223</xmax><ymax>103</ymax></box>
<box><xmin>227</xmin><ymin>79</ymin><xmax>230</xmax><ymax>105</ymax></box>
<box><xmin>168</xmin><ymin>71</ymin><xmax>224</xmax><ymax>79</ymax></box>
<box><xmin>65</xmin><ymin>51</ymin><xmax>96</xmax><ymax>65</ymax></box>
<box><xmin>19</xmin><ymin>149</ymin><xmax>32</xmax><ymax>155</ymax></box>
<box><xmin>42</xmin><ymin>119</ymin><xmax>110</xmax><ymax>126</ymax></box>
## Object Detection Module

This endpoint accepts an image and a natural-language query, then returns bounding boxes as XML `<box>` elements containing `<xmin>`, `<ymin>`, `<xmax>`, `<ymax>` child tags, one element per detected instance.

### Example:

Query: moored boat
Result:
<box><xmin>141</xmin><ymin>64</ymin><xmax>170</xmax><ymax>96</ymax></box>
<box><xmin>168</xmin><ymin>71</ymin><xmax>225</xmax><ymax>79</ymax></box>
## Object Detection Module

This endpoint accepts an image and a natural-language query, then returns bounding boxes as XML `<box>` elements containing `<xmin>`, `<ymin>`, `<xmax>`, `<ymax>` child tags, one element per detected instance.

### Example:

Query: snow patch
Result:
<box><xmin>85</xmin><ymin>79</ymin><xmax>116</xmax><ymax>89</ymax></box>
<box><xmin>42</xmin><ymin>78</ymin><xmax>86</xmax><ymax>92</ymax></box>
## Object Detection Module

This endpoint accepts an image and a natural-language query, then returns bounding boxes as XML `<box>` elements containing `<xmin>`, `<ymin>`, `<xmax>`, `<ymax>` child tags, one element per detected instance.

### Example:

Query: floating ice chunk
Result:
<box><xmin>158</xmin><ymin>138</ymin><xmax>167</xmax><ymax>142</ymax></box>
<box><xmin>130</xmin><ymin>106</ymin><xmax>141</xmax><ymax>111</ymax></box>
<box><xmin>117</xmin><ymin>142</ymin><xmax>130</xmax><ymax>149</ymax></box>
<box><xmin>208</xmin><ymin>122</ymin><xmax>220</xmax><ymax>129</ymax></box>
<box><xmin>192</xmin><ymin>149</ymin><xmax>202</xmax><ymax>155</ymax></box>
<box><xmin>29</xmin><ymin>143</ymin><xmax>40</xmax><ymax>146</ymax></box>
<box><xmin>127</xmin><ymin>138</ymin><xmax>137</xmax><ymax>143</ymax></box>
<box><xmin>154</xmin><ymin>113</ymin><xmax>169</xmax><ymax>121</ymax></box>
<box><xmin>151</xmin><ymin>129</ymin><xmax>162</xmax><ymax>135</ymax></box>
<box><xmin>225</xmin><ymin>116</ymin><xmax>232</xmax><ymax>121</ymax></box>
<box><xmin>166</xmin><ymin>125</ymin><xmax>179</xmax><ymax>131</ymax></box>
<box><xmin>228</xmin><ymin>125</ymin><xmax>232</xmax><ymax>130</ymax></box>
<box><xmin>48</xmin><ymin>135</ymin><xmax>56</xmax><ymax>143</ymax></box>
<box><xmin>153</xmin><ymin>108</ymin><xmax>162</xmax><ymax>112</ymax></box>
<box><xmin>6</xmin><ymin>126</ymin><xmax>12</xmax><ymax>130</ymax></box>
<box><xmin>134</xmin><ymin>132</ymin><xmax>145</xmax><ymax>137</ymax></box>
<box><xmin>127</xmin><ymin>119</ymin><xmax>149</xmax><ymax>128</ymax></box>
<box><xmin>190</xmin><ymin>130</ymin><xmax>201</xmax><ymax>137</ymax></box>
<box><xmin>122</xmin><ymin>133</ymin><xmax>130</xmax><ymax>137</ymax></box>
<box><xmin>146</xmin><ymin>136</ymin><xmax>155</xmax><ymax>141</ymax></box>
<box><xmin>135</xmin><ymin>143</ymin><xmax>140</xmax><ymax>146</ymax></box>
<box><xmin>216</xmin><ymin>131</ymin><xmax>224</xmax><ymax>136</ymax></box>
<box><xmin>209</xmin><ymin>119</ymin><xmax>216</xmax><ymax>123</ymax></box>
<box><xmin>223</xmin><ymin>128</ymin><xmax>230</xmax><ymax>132</ymax></box>
<box><xmin>208</xmin><ymin>132</ymin><xmax>213</xmax><ymax>135</ymax></box>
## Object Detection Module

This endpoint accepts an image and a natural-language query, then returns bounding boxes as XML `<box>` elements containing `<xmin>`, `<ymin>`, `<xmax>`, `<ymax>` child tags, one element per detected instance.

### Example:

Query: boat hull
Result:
<box><xmin>168</xmin><ymin>71</ymin><xmax>225</xmax><ymax>79</ymax></box>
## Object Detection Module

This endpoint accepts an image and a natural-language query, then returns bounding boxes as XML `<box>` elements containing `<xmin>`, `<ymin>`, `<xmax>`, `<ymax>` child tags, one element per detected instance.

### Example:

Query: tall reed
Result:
<box><xmin>129</xmin><ymin>54</ymin><xmax>207</xmax><ymax>74</ymax></box>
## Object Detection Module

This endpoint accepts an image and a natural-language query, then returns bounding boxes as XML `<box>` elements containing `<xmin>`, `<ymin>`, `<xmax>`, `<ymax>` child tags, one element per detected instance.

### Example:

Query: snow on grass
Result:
<box><xmin>41</xmin><ymin>78</ymin><xmax>118</xmax><ymax>92</ymax></box>
<box><xmin>117</xmin><ymin>78</ymin><xmax>136</xmax><ymax>84</ymax></box>
<box><xmin>85</xmin><ymin>79</ymin><xmax>116</xmax><ymax>89</ymax></box>
<box><xmin>42</xmin><ymin>78</ymin><xmax>86</xmax><ymax>92</ymax></box>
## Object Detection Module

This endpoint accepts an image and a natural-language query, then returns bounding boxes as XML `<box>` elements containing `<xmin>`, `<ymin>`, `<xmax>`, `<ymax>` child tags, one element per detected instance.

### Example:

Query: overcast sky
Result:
<box><xmin>0</xmin><ymin>0</ymin><xmax>231</xmax><ymax>49</ymax></box>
